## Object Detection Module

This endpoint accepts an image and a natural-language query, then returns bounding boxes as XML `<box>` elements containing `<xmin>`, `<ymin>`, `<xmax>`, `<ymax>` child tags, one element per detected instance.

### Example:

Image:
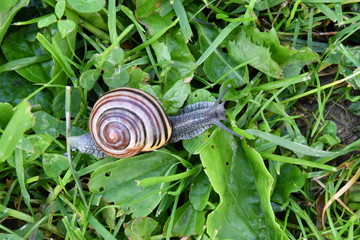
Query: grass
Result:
<box><xmin>0</xmin><ymin>0</ymin><xmax>360</xmax><ymax>239</ymax></box>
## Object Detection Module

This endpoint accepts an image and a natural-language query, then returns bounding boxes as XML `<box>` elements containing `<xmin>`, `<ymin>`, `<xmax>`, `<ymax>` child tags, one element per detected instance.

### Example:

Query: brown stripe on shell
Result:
<box><xmin>106</xmin><ymin>88</ymin><xmax>172</xmax><ymax>149</ymax></box>
<box><xmin>115</xmin><ymin>88</ymin><xmax>172</xmax><ymax>146</ymax></box>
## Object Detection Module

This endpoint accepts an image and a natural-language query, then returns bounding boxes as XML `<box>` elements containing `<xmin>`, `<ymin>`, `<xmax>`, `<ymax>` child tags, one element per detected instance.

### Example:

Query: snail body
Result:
<box><xmin>68</xmin><ymin>86</ymin><xmax>240</xmax><ymax>158</ymax></box>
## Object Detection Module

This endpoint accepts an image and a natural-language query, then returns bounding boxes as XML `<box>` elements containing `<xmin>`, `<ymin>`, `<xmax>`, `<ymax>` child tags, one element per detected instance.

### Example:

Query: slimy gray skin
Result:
<box><xmin>68</xmin><ymin>85</ymin><xmax>241</xmax><ymax>158</ymax></box>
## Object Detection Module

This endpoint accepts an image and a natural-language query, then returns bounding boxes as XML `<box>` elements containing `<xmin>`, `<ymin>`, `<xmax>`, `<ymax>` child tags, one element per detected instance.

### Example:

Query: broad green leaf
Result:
<box><xmin>164</xmin><ymin>202</ymin><xmax>205</xmax><ymax>237</ymax></box>
<box><xmin>193</xmin><ymin>16</ymin><xmax>245</xmax><ymax>85</ymax></box>
<box><xmin>228</xmin><ymin>30</ymin><xmax>283</xmax><ymax>79</ymax></box>
<box><xmin>245</xmin><ymin>28</ymin><xmax>291</xmax><ymax>64</ymax></box>
<box><xmin>0</xmin><ymin>70</ymin><xmax>52</xmax><ymax>111</ymax></box>
<box><xmin>77</xmin><ymin>12</ymin><xmax>107</xmax><ymax>30</ymax></box>
<box><xmin>0</xmin><ymin>233</ymin><xmax>23</xmax><ymax>240</ymax></box>
<box><xmin>150</xmin><ymin>29</ymin><xmax>195</xmax><ymax>101</ymax></box>
<box><xmin>1</xmin><ymin>27</ymin><xmax>53</xmax><ymax>84</ymax></box>
<box><xmin>318</xmin><ymin>134</ymin><xmax>340</xmax><ymax>147</ymax></box>
<box><xmin>0</xmin><ymin>101</ymin><xmax>34</xmax><ymax>162</ymax></box>
<box><xmin>281</xmin><ymin>47</ymin><xmax>319</xmax><ymax>78</ymax></box>
<box><xmin>101</xmin><ymin>47</ymin><xmax>124</xmax><ymax>69</ymax></box>
<box><xmin>42</xmin><ymin>153</ymin><xmax>69</xmax><ymax>178</ymax></box>
<box><xmin>199</xmin><ymin>131</ymin><xmax>286</xmax><ymax>239</ymax></box>
<box><xmin>317</xmin><ymin>121</ymin><xmax>339</xmax><ymax>145</ymax></box>
<box><xmin>80</xmin><ymin>69</ymin><xmax>101</xmax><ymax>91</ymax></box>
<box><xmin>135</xmin><ymin>0</ymin><xmax>164</xmax><ymax>21</ymax></box>
<box><xmin>186</xmin><ymin>89</ymin><xmax>215</xmax><ymax>104</ymax></box>
<box><xmin>0</xmin><ymin>0</ymin><xmax>29</xmax><ymax>43</ymax></box>
<box><xmin>33</xmin><ymin>111</ymin><xmax>85</xmax><ymax>138</ymax></box>
<box><xmin>25</xmin><ymin>134</ymin><xmax>53</xmax><ymax>162</ymax></box>
<box><xmin>322</xmin><ymin>120</ymin><xmax>338</xmax><ymax>138</ymax></box>
<box><xmin>17</xmin><ymin>136</ymin><xmax>33</xmax><ymax>155</ymax></box>
<box><xmin>127</xmin><ymin>67</ymin><xmax>149</xmax><ymax>88</ymax></box>
<box><xmin>52</xmin><ymin>88</ymin><xmax>82</xmax><ymax>118</ymax></box>
<box><xmin>88</xmin><ymin>151</ymin><xmax>178</xmax><ymax>217</ymax></box>
<box><xmin>231</xmin><ymin>28</ymin><xmax>318</xmax><ymax>79</ymax></box>
<box><xmin>349</xmin><ymin>101</ymin><xmax>360</xmax><ymax>116</ymax></box>
<box><xmin>103</xmin><ymin>66</ymin><xmax>130</xmax><ymax>88</ymax></box>
<box><xmin>340</xmin><ymin>66</ymin><xmax>360</xmax><ymax>89</ymax></box>
<box><xmin>67</xmin><ymin>0</ymin><xmax>105</xmax><ymax>13</ymax></box>
<box><xmin>124</xmin><ymin>217</ymin><xmax>158</xmax><ymax>239</ymax></box>
<box><xmin>0</xmin><ymin>0</ymin><xmax>18</xmax><ymax>12</ymax></box>
<box><xmin>55</xmin><ymin>0</ymin><xmax>65</xmax><ymax>18</ymax></box>
<box><xmin>162</xmin><ymin>80</ymin><xmax>191</xmax><ymax>114</ymax></box>
<box><xmin>37</xmin><ymin>14</ymin><xmax>57</xmax><ymax>28</ymax></box>
<box><xmin>99</xmin><ymin>200</ymin><xmax>117</xmax><ymax>230</ymax></box>
<box><xmin>271</xmin><ymin>164</ymin><xmax>306</xmax><ymax>203</ymax></box>
<box><xmin>189</xmin><ymin>171</ymin><xmax>211</xmax><ymax>211</ymax></box>
<box><xmin>33</xmin><ymin>111</ymin><xmax>65</xmax><ymax>138</ymax></box>
<box><xmin>57</xmin><ymin>20</ymin><xmax>76</xmax><ymax>38</ymax></box>
<box><xmin>182</xmin><ymin>132</ymin><xmax>209</xmax><ymax>154</ymax></box>
<box><xmin>0</xmin><ymin>102</ymin><xmax>14</xmax><ymax>129</ymax></box>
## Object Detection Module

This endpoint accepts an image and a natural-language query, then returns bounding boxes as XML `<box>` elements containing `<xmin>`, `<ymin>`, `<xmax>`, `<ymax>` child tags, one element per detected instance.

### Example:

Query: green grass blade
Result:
<box><xmin>0</xmin><ymin>225</ymin><xmax>23</xmax><ymax>240</ymax></box>
<box><xmin>314</xmin><ymin>3</ymin><xmax>339</xmax><ymax>22</ymax></box>
<box><xmin>65</xmin><ymin>86</ymin><xmax>88</xmax><ymax>208</ymax></box>
<box><xmin>250</xmin><ymin>73</ymin><xmax>310</xmax><ymax>92</ymax></box>
<box><xmin>0</xmin><ymin>101</ymin><xmax>33</xmax><ymax>162</ymax></box>
<box><xmin>285</xmin><ymin>0</ymin><xmax>301</xmax><ymax>29</ymax></box>
<box><xmin>98</xmin><ymin>24</ymin><xmax>134</xmax><ymax>68</ymax></box>
<box><xmin>173</xmin><ymin>0</ymin><xmax>192</xmax><ymax>42</ymax></box>
<box><xmin>120</xmin><ymin>5</ymin><xmax>145</xmax><ymax>32</ymax></box>
<box><xmin>195</xmin><ymin>21</ymin><xmax>241</xmax><ymax>67</ymax></box>
<box><xmin>246</xmin><ymin>129</ymin><xmax>339</xmax><ymax>157</ymax></box>
<box><xmin>127</xmin><ymin>18</ymin><xmax>179</xmax><ymax>56</ymax></box>
<box><xmin>36</xmin><ymin>33</ymin><xmax>77</xmax><ymax>82</ymax></box>
<box><xmin>260</xmin><ymin>152</ymin><xmax>336</xmax><ymax>171</ymax></box>
<box><xmin>137</xmin><ymin>165</ymin><xmax>201</xmax><ymax>186</ymax></box>
<box><xmin>108</xmin><ymin>0</ymin><xmax>117</xmax><ymax>43</ymax></box>
<box><xmin>0</xmin><ymin>55</ymin><xmax>51</xmax><ymax>73</ymax></box>
<box><xmin>14</xmin><ymin>148</ymin><xmax>33</xmax><ymax>215</ymax></box>
<box><xmin>88</xmin><ymin>214</ymin><xmax>117</xmax><ymax>240</ymax></box>
<box><xmin>307</xmin><ymin>8</ymin><xmax>314</xmax><ymax>49</ymax></box>
<box><xmin>0</xmin><ymin>204</ymin><xmax>34</xmax><ymax>223</ymax></box>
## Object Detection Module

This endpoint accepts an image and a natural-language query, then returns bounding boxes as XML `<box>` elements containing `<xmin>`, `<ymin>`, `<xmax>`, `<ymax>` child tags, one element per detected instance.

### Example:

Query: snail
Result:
<box><xmin>67</xmin><ymin>85</ymin><xmax>241</xmax><ymax>158</ymax></box>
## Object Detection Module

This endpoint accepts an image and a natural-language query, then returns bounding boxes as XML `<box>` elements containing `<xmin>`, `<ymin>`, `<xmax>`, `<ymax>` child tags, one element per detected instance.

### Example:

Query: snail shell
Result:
<box><xmin>89</xmin><ymin>87</ymin><xmax>172</xmax><ymax>158</ymax></box>
<box><xmin>68</xmin><ymin>85</ymin><xmax>242</xmax><ymax>158</ymax></box>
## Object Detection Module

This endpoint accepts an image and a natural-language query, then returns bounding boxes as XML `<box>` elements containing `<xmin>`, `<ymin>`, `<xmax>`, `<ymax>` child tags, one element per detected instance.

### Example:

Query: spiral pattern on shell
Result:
<box><xmin>89</xmin><ymin>87</ymin><xmax>172</xmax><ymax>158</ymax></box>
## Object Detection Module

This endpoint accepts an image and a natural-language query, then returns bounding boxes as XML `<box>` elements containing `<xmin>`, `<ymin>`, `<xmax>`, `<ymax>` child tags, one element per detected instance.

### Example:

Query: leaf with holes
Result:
<box><xmin>88</xmin><ymin>151</ymin><xmax>178</xmax><ymax>217</ymax></box>
<box><xmin>199</xmin><ymin>131</ymin><xmax>286</xmax><ymax>239</ymax></box>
